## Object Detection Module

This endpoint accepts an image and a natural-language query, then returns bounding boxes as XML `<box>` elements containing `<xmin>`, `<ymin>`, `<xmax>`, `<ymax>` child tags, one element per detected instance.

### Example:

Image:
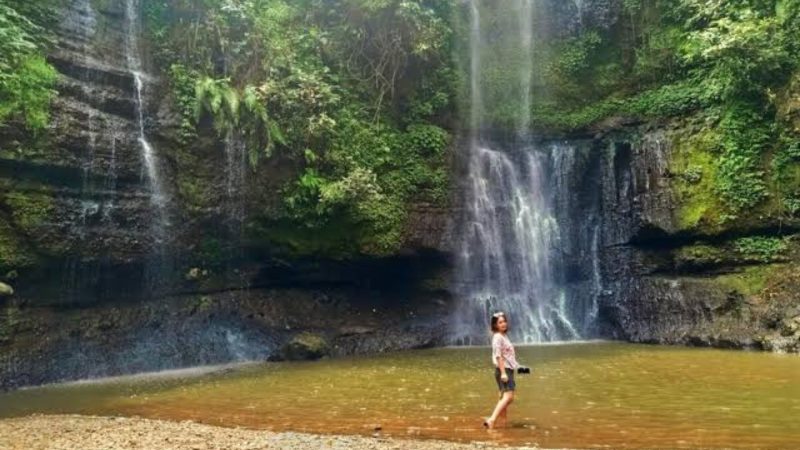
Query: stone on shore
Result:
<box><xmin>281</xmin><ymin>332</ymin><xmax>330</xmax><ymax>361</ymax></box>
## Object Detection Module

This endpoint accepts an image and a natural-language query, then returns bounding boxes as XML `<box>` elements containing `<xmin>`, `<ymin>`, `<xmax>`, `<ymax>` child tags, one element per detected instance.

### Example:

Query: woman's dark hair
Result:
<box><xmin>490</xmin><ymin>312</ymin><xmax>507</xmax><ymax>333</ymax></box>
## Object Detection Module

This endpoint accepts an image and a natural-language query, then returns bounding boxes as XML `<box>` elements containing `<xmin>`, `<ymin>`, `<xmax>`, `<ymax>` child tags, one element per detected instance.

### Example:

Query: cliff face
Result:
<box><xmin>0</xmin><ymin>0</ymin><xmax>455</xmax><ymax>390</ymax></box>
<box><xmin>594</xmin><ymin>121</ymin><xmax>800</xmax><ymax>352</ymax></box>
<box><xmin>2</xmin><ymin>0</ymin><xmax>799</xmax><ymax>390</ymax></box>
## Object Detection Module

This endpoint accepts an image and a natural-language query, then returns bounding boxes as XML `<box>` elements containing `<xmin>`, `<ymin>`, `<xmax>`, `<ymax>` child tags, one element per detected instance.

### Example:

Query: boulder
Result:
<box><xmin>281</xmin><ymin>332</ymin><xmax>330</xmax><ymax>361</ymax></box>
<box><xmin>0</xmin><ymin>282</ymin><xmax>14</xmax><ymax>297</ymax></box>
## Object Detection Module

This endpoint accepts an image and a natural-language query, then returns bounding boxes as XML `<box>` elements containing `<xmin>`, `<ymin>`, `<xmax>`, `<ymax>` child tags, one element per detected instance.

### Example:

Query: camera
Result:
<box><xmin>517</xmin><ymin>366</ymin><xmax>531</xmax><ymax>374</ymax></box>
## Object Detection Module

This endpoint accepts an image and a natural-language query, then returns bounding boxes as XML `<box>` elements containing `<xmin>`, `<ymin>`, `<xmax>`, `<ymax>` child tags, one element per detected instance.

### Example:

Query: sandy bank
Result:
<box><xmin>0</xmin><ymin>415</ymin><xmax>545</xmax><ymax>450</ymax></box>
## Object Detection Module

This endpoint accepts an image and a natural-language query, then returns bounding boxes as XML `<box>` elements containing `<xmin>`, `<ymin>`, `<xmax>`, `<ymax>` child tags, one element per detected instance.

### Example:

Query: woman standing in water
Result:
<box><xmin>484</xmin><ymin>311</ymin><xmax>519</xmax><ymax>429</ymax></box>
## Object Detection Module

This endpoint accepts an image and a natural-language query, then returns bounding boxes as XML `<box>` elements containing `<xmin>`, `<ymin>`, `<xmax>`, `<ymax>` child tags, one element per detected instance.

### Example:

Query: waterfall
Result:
<box><xmin>124</xmin><ymin>0</ymin><xmax>170</xmax><ymax>291</ymax></box>
<box><xmin>224</xmin><ymin>132</ymin><xmax>247</xmax><ymax>240</ymax></box>
<box><xmin>454</xmin><ymin>0</ymin><xmax>596</xmax><ymax>344</ymax></box>
<box><xmin>223</xmin><ymin>131</ymin><xmax>249</xmax><ymax>289</ymax></box>
<box><xmin>125</xmin><ymin>0</ymin><xmax>166</xmax><ymax>214</ymax></box>
<box><xmin>60</xmin><ymin>0</ymin><xmax>98</xmax><ymax>304</ymax></box>
<box><xmin>102</xmin><ymin>132</ymin><xmax>119</xmax><ymax>224</ymax></box>
<box><xmin>573</xmin><ymin>0</ymin><xmax>585</xmax><ymax>28</ymax></box>
<box><xmin>468</xmin><ymin>0</ymin><xmax>482</xmax><ymax>136</ymax></box>
<box><xmin>517</xmin><ymin>0</ymin><xmax>534</xmax><ymax>137</ymax></box>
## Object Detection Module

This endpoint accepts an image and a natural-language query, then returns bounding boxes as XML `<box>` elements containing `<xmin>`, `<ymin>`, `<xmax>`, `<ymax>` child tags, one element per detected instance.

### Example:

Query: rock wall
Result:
<box><xmin>592</xmin><ymin>122</ymin><xmax>800</xmax><ymax>352</ymax></box>
<box><xmin>0</xmin><ymin>0</ymin><xmax>455</xmax><ymax>389</ymax></box>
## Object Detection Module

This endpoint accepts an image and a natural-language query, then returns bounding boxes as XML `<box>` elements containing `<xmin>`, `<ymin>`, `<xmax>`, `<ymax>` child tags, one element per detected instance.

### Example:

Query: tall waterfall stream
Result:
<box><xmin>454</xmin><ymin>0</ymin><xmax>601</xmax><ymax>343</ymax></box>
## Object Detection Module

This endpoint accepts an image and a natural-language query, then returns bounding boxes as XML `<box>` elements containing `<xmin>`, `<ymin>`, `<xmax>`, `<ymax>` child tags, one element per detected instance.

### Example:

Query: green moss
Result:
<box><xmin>177</xmin><ymin>174</ymin><xmax>214</xmax><ymax>213</ymax></box>
<box><xmin>769</xmin><ymin>138</ymin><xmax>800</xmax><ymax>218</ymax></box>
<box><xmin>0</xmin><ymin>218</ymin><xmax>39</xmax><ymax>270</ymax></box>
<box><xmin>4</xmin><ymin>189</ymin><xmax>53</xmax><ymax>231</ymax></box>
<box><xmin>715</xmin><ymin>265</ymin><xmax>782</xmax><ymax>297</ymax></box>
<box><xmin>674</xmin><ymin>244</ymin><xmax>726</xmax><ymax>265</ymax></box>
<box><xmin>283</xmin><ymin>332</ymin><xmax>329</xmax><ymax>360</ymax></box>
<box><xmin>671</xmin><ymin>128</ymin><xmax>725</xmax><ymax>232</ymax></box>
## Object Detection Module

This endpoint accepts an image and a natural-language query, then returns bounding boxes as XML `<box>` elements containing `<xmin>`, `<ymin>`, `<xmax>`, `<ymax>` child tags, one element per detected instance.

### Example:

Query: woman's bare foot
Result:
<box><xmin>482</xmin><ymin>417</ymin><xmax>496</xmax><ymax>429</ymax></box>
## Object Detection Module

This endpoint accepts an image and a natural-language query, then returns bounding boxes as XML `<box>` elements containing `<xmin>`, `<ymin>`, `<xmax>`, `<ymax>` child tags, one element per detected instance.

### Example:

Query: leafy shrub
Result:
<box><xmin>734</xmin><ymin>236</ymin><xmax>788</xmax><ymax>263</ymax></box>
<box><xmin>0</xmin><ymin>3</ymin><xmax>57</xmax><ymax>131</ymax></box>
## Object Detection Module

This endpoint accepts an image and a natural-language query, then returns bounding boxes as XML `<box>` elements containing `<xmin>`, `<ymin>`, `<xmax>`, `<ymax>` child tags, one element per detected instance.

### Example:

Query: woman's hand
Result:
<box><xmin>500</xmin><ymin>372</ymin><xmax>509</xmax><ymax>383</ymax></box>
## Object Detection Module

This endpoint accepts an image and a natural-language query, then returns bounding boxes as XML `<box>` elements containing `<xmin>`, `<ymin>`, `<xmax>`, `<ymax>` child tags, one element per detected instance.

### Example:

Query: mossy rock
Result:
<box><xmin>4</xmin><ymin>190</ymin><xmax>53</xmax><ymax>232</ymax></box>
<box><xmin>0</xmin><ymin>282</ymin><xmax>13</xmax><ymax>297</ymax></box>
<box><xmin>714</xmin><ymin>265</ymin><xmax>781</xmax><ymax>298</ymax></box>
<box><xmin>0</xmin><ymin>219</ymin><xmax>39</xmax><ymax>270</ymax></box>
<box><xmin>670</xmin><ymin>126</ymin><xmax>726</xmax><ymax>233</ymax></box>
<box><xmin>281</xmin><ymin>332</ymin><xmax>330</xmax><ymax>361</ymax></box>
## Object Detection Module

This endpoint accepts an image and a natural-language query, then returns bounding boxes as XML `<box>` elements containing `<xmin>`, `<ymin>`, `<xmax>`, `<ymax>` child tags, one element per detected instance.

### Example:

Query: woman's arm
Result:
<box><xmin>497</xmin><ymin>354</ymin><xmax>507</xmax><ymax>380</ymax></box>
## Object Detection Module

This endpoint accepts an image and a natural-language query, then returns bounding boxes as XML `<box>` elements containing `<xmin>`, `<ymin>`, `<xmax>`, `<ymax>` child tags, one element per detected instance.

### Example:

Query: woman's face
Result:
<box><xmin>497</xmin><ymin>316</ymin><xmax>508</xmax><ymax>332</ymax></box>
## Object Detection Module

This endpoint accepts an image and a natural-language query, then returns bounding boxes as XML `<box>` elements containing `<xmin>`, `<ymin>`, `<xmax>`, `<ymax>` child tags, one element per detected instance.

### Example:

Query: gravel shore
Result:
<box><xmin>0</xmin><ymin>415</ymin><xmax>542</xmax><ymax>450</ymax></box>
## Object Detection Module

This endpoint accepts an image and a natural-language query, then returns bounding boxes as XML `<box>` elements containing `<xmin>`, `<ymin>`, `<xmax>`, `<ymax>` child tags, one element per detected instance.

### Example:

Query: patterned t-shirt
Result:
<box><xmin>491</xmin><ymin>332</ymin><xmax>519</xmax><ymax>369</ymax></box>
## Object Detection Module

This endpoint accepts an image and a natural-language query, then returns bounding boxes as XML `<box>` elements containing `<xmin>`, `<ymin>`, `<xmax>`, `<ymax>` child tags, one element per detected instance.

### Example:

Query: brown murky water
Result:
<box><xmin>1</xmin><ymin>342</ymin><xmax>798</xmax><ymax>448</ymax></box>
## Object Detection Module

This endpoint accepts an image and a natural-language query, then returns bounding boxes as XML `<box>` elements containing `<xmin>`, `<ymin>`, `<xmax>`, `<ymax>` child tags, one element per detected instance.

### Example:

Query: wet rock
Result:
<box><xmin>337</xmin><ymin>325</ymin><xmax>374</xmax><ymax>337</ymax></box>
<box><xmin>0</xmin><ymin>282</ymin><xmax>14</xmax><ymax>297</ymax></box>
<box><xmin>281</xmin><ymin>332</ymin><xmax>330</xmax><ymax>361</ymax></box>
<box><xmin>185</xmin><ymin>268</ymin><xmax>202</xmax><ymax>281</ymax></box>
<box><xmin>780</xmin><ymin>316</ymin><xmax>800</xmax><ymax>337</ymax></box>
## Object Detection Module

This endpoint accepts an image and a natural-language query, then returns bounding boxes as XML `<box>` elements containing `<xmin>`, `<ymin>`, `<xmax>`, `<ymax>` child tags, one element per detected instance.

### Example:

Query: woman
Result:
<box><xmin>483</xmin><ymin>311</ymin><xmax>519</xmax><ymax>429</ymax></box>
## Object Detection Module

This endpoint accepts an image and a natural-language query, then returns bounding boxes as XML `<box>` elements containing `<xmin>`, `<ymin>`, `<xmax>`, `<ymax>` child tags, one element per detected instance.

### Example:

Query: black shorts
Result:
<box><xmin>494</xmin><ymin>367</ymin><xmax>516</xmax><ymax>392</ymax></box>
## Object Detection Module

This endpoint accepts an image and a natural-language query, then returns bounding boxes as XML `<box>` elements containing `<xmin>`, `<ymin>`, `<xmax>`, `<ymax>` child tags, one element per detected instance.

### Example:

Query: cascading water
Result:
<box><xmin>223</xmin><ymin>131</ymin><xmax>249</xmax><ymax>289</ymax></box>
<box><xmin>224</xmin><ymin>132</ymin><xmax>247</xmax><ymax>241</ymax></box>
<box><xmin>517</xmin><ymin>0</ymin><xmax>534</xmax><ymax>137</ymax></box>
<box><xmin>124</xmin><ymin>0</ymin><xmax>170</xmax><ymax>290</ymax></box>
<box><xmin>454</xmin><ymin>0</ymin><xmax>597</xmax><ymax>344</ymax></box>
<box><xmin>60</xmin><ymin>0</ymin><xmax>99</xmax><ymax>303</ymax></box>
<box><xmin>125</xmin><ymin>0</ymin><xmax>166</xmax><ymax>219</ymax></box>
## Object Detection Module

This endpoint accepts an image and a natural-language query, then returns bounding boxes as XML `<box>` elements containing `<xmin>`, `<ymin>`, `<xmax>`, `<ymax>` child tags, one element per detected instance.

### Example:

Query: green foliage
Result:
<box><xmin>715</xmin><ymin>104</ymin><xmax>771</xmax><ymax>212</ymax></box>
<box><xmin>771</xmin><ymin>137</ymin><xmax>800</xmax><ymax>217</ymax></box>
<box><xmin>0</xmin><ymin>2</ymin><xmax>57</xmax><ymax>131</ymax></box>
<box><xmin>146</xmin><ymin>0</ymin><xmax>453</xmax><ymax>256</ymax></box>
<box><xmin>681</xmin><ymin>5</ymin><xmax>792</xmax><ymax>102</ymax></box>
<box><xmin>514</xmin><ymin>0</ymin><xmax>800</xmax><ymax>223</ymax></box>
<box><xmin>168</xmin><ymin>64</ymin><xmax>199</xmax><ymax>145</ymax></box>
<box><xmin>282</xmin><ymin>115</ymin><xmax>449</xmax><ymax>254</ymax></box>
<box><xmin>544</xmin><ymin>31</ymin><xmax>607</xmax><ymax>103</ymax></box>
<box><xmin>531</xmin><ymin>79</ymin><xmax>714</xmax><ymax>130</ymax></box>
<box><xmin>734</xmin><ymin>236</ymin><xmax>788</xmax><ymax>263</ymax></box>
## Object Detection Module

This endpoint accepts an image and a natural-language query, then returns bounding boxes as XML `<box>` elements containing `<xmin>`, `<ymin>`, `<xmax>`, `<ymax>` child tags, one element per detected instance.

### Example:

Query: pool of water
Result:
<box><xmin>1</xmin><ymin>342</ymin><xmax>798</xmax><ymax>448</ymax></box>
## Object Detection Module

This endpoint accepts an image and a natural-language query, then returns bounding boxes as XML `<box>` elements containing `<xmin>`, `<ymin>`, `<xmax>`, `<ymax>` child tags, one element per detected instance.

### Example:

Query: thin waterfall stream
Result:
<box><xmin>124</xmin><ymin>0</ymin><xmax>170</xmax><ymax>290</ymax></box>
<box><xmin>124</xmin><ymin>0</ymin><xmax>167</xmax><ymax>226</ymax></box>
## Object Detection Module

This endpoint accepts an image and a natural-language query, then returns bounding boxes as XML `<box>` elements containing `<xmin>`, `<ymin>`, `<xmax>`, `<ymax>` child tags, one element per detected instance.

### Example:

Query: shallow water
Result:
<box><xmin>1</xmin><ymin>342</ymin><xmax>798</xmax><ymax>449</ymax></box>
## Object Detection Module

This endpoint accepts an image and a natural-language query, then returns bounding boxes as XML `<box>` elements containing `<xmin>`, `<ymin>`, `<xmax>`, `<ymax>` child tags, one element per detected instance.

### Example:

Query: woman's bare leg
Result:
<box><xmin>496</xmin><ymin>391</ymin><xmax>507</xmax><ymax>427</ymax></box>
<box><xmin>486</xmin><ymin>391</ymin><xmax>514</xmax><ymax>429</ymax></box>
